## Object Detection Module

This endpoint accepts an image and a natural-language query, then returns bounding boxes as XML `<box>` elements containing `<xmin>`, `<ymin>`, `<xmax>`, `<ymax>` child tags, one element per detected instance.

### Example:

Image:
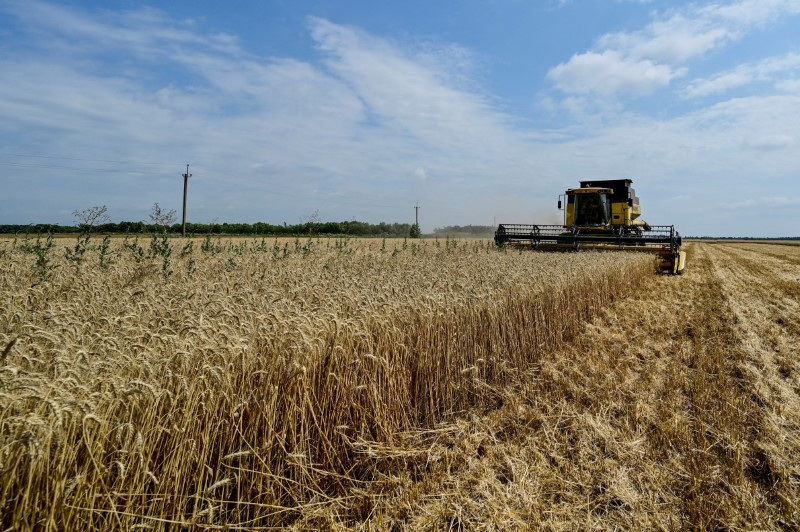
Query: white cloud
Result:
<box><xmin>548</xmin><ymin>50</ymin><xmax>683</xmax><ymax>95</ymax></box>
<box><xmin>604</xmin><ymin>0</ymin><xmax>800</xmax><ymax>63</ymax></box>
<box><xmin>703</xmin><ymin>0</ymin><xmax>800</xmax><ymax>27</ymax></box>
<box><xmin>598</xmin><ymin>15</ymin><xmax>730</xmax><ymax>64</ymax></box>
<box><xmin>549</xmin><ymin>0</ymin><xmax>800</xmax><ymax>98</ymax></box>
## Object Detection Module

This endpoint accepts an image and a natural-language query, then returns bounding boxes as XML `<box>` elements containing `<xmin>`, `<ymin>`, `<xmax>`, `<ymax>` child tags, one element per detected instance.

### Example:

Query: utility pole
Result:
<box><xmin>181</xmin><ymin>163</ymin><xmax>191</xmax><ymax>236</ymax></box>
<box><xmin>409</xmin><ymin>203</ymin><xmax>421</xmax><ymax>238</ymax></box>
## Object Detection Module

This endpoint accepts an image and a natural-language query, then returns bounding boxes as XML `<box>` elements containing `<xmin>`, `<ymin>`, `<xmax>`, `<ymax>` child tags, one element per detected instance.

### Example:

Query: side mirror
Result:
<box><xmin>558</xmin><ymin>200</ymin><xmax>562</xmax><ymax>209</ymax></box>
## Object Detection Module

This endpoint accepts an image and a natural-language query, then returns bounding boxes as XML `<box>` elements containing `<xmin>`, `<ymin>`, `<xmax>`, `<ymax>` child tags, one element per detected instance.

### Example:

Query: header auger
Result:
<box><xmin>494</xmin><ymin>179</ymin><xmax>686</xmax><ymax>274</ymax></box>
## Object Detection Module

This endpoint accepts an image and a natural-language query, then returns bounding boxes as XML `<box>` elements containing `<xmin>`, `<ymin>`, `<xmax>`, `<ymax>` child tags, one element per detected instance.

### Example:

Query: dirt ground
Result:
<box><xmin>342</xmin><ymin>242</ymin><xmax>800</xmax><ymax>530</ymax></box>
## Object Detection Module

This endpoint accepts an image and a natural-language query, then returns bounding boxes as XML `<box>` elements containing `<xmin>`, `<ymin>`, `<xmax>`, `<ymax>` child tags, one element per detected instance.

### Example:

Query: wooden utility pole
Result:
<box><xmin>181</xmin><ymin>164</ymin><xmax>191</xmax><ymax>236</ymax></box>
<box><xmin>414</xmin><ymin>203</ymin><xmax>420</xmax><ymax>227</ymax></box>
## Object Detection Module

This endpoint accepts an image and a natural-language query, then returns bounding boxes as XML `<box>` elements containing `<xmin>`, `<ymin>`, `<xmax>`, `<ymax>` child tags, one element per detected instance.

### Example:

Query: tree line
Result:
<box><xmin>2</xmin><ymin>205</ymin><xmax>494</xmax><ymax>238</ymax></box>
<box><xmin>431</xmin><ymin>225</ymin><xmax>496</xmax><ymax>237</ymax></box>
<box><xmin>0</xmin><ymin>220</ymin><xmax>418</xmax><ymax>237</ymax></box>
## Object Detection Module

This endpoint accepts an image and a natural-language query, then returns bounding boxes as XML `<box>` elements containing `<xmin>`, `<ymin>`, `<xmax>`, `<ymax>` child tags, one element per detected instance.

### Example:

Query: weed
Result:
<box><xmin>180</xmin><ymin>239</ymin><xmax>194</xmax><ymax>258</ymax></box>
<box><xmin>98</xmin><ymin>235</ymin><xmax>113</xmax><ymax>269</ymax></box>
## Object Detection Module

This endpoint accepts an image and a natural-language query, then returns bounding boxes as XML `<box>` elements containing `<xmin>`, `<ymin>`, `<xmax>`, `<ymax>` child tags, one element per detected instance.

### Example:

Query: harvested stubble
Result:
<box><xmin>0</xmin><ymin>236</ymin><xmax>652</xmax><ymax>529</ymax></box>
<box><xmin>360</xmin><ymin>241</ymin><xmax>800</xmax><ymax>530</ymax></box>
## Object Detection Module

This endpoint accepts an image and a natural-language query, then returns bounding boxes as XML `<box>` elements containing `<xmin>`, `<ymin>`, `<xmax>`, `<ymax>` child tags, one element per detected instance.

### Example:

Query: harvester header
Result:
<box><xmin>495</xmin><ymin>179</ymin><xmax>686</xmax><ymax>274</ymax></box>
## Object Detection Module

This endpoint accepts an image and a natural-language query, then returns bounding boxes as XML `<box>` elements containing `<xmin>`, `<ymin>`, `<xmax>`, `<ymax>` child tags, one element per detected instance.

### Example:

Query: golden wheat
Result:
<box><xmin>0</xmin><ymin>235</ymin><xmax>652</xmax><ymax>529</ymax></box>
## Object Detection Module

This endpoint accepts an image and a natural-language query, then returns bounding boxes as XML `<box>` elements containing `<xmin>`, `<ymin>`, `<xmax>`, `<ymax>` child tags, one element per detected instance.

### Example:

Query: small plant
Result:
<box><xmin>301</xmin><ymin>239</ymin><xmax>314</xmax><ymax>257</ymax></box>
<box><xmin>202</xmin><ymin>233</ymin><xmax>214</xmax><ymax>253</ymax></box>
<box><xmin>149</xmin><ymin>203</ymin><xmax>176</xmax><ymax>233</ymax></box>
<box><xmin>73</xmin><ymin>205</ymin><xmax>109</xmax><ymax>232</ymax></box>
<box><xmin>201</xmin><ymin>233</ymin><xmax>222</xmax><ymax>254</ymax></box>
<box><xmin>251</xmin><ymin>238</ymin><xmax>269</xmax><ymax>253</ymax></box>
<box><xmin>123</xmin><ymin>236</ymin><xmax>145</xmax><ymax>262</ymax></box>
<box><xmin>65</xmin><ymin>234</ymin><xmax>91</xmax><ymax>268</ymax></box>
<box><xmin>66</xmin><ymin>205</ymin><xmax>109</xmax><ymax>269</ymax></box>
<box><xmin>226</xmin><ymin>241</ymin><xmax>245</xmax><ymax>255</ymax></box>
<box><xmin>334</xmin><ymin>236</ymin><xmax>353</xmax><ymax>254</ymax></box>
<box><xmin>25</xmin><ymin>233</ymin><xmax>55</xmax><ymax>280</ymax></box>
<box><xmin>161</xmin><ymin>248</ymin><xmax>172</xmax><ymax>279</ymax></box>
<box><xmin>98</xmin><ymin>235</ymin><xmax>113</xmax><ymax>269</ymax></box>
<box><xmin>149</xmin><ymin>233</ymin><xmax>172</xmax><ymax>279</ymax></box>
<box><xmin>180</xmin><ymin>239</ymin><xmax>194</xmax><ymax>258</ymax></box>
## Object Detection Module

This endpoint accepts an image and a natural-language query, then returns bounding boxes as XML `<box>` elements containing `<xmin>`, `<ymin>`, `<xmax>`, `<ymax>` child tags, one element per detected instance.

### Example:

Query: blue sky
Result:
<box><xmin>1</xmin><ymin>0</ymin><xmax>799</xmax><ymax>236</ymax></box>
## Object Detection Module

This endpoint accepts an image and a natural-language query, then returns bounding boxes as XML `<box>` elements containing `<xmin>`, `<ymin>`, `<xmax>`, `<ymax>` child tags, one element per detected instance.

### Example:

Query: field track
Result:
<box><xmin>358</xmin><ymin>241</ymin><xmax>800</xmax><ymax>529</ymax></box>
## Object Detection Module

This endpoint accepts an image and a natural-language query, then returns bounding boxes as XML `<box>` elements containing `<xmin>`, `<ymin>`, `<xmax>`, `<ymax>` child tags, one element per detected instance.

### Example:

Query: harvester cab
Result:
<box><xmin>560</xmin><ymin>180</ymin><xmax>648</xmax><ymax>231</ymax></box>
<box><xmin>495</xmin><ymin>179</ymin><xmax>686</xmax><ymax>274</ymax></box>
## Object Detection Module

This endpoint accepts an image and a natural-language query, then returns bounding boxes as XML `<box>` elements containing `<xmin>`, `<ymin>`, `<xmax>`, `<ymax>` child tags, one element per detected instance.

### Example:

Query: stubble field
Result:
<box><xmin>0</xmin><ymin>235</ymin><xmax>797</xmax><ymax>529</ymax></box>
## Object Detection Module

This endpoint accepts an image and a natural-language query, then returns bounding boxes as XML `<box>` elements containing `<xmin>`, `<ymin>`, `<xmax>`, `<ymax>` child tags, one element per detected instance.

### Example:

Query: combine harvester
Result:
<box><xmin>495</xmin><ymin>179</ymin><xmax>686</xmax><ymax>274</ymax></box>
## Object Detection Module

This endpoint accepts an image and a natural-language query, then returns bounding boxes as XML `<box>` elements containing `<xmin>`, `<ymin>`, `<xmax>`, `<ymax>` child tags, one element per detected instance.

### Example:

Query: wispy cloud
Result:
<box><xmin>3</xmin><ymin>0</ymin><xmax>240</xmax><ymax>56</ymax></box>
<box><xmin>684</xmin><ymin>53</ymin><xmax>800</xmax><ymax>98</ymax></box>
<box><xmin>548</xmin><ymin>0</ymin><xmax>800</xmax><ymax>99</ymax></box>
<box><xmin>776</xmin><ymin>79</ymin><xmax>800</xmax><ymax>93</ymax></box>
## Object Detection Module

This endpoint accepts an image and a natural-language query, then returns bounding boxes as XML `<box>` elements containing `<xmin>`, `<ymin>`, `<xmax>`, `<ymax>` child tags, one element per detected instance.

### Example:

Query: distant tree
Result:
<box><xmin>409</xmin><ymin>223</ymin><xmax>421</xmax><ymax>238</ymax></box>
<box><xmin>303</xmin><ymin>209</ymin><xmax>322</xmax><ymax>234</ymax></box>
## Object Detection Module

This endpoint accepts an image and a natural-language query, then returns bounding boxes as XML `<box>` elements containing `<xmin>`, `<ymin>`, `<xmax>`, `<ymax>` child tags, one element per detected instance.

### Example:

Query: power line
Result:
<box><xmin>0</xmin><ymin>161</ymin><xmax>172</xmax><ymax>174</ymax></box>
<box><xmin>0</xmin><ymin>153</ymin><xmax>175</xmax><ymax>166</ymax></box>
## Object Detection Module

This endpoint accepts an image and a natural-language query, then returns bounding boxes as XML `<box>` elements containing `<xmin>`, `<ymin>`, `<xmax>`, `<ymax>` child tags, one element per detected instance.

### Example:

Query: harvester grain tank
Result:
<box><xmin>494</xmin><ymin>179</ymin><xmax>686</xmax><ymax>274</ymax></box>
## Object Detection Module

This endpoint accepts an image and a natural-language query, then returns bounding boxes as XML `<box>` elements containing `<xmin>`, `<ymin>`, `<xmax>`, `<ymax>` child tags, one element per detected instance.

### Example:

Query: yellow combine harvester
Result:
<box><xmin>494</xmin><ymin>179</ymin><xmax>686</xmax><ymax>274</ymax></box>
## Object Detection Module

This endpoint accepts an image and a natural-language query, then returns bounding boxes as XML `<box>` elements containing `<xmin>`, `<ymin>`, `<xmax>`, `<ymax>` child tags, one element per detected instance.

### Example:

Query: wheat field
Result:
<box><xmin>1</xmin><ymin>235</ymin><xmax>797</xmax><ymax>529</ymax></box>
